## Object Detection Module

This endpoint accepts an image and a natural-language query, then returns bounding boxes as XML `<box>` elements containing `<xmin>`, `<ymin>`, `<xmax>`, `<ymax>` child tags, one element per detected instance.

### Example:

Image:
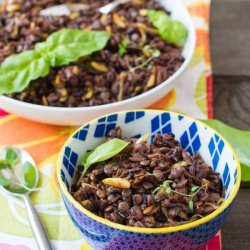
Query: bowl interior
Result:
<box><xmin>59</xmin><ymin>110</ymin><xmax>239</xmax><ymax>203</ymax></box>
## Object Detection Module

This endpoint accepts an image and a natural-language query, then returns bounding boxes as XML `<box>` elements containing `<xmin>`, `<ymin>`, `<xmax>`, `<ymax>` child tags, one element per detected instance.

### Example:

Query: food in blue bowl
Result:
<box><xmin>57</xmin><ymin>110</ymin><xmax>240</xmax><ymax>250</ymax></box>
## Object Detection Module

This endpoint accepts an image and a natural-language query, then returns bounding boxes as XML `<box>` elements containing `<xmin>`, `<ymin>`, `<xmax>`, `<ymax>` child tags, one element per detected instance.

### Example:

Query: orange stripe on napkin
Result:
<box><xmin>0</xmin><ymin>116</ymin><xmax>68</xmax><ymax>145</ymax></box>
<box><xmin>188</xmin><ymin>2</ymin><xmax>210</xmax><ymax>22</ymax></box>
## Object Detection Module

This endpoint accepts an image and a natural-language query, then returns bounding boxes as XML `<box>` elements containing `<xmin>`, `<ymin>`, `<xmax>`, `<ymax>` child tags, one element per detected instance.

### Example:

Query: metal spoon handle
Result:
<box><xmin>23</xmin><ymin>194</ymin><xmax>53</xmax><ymax>250</ymax></box>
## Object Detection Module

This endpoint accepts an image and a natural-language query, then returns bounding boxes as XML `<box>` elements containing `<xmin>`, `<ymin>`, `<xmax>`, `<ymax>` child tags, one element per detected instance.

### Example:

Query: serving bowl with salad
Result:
<box><xmin>0</xmin><ymin>0</ymin><xmax>195</xmax><ymax>125</ymax></box>
<box><xmin>57</xmin><ymin>110</ymin><xmax>240</xmax><ymax>249</ymax></box>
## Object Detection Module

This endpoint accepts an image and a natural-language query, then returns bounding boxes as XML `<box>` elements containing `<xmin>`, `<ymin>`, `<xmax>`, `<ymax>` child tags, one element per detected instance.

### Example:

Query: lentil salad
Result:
<box><xmin>72</xmin><ymin>128</ymin><xmax>225</xmax><ymax>228</ymax></box>
<box><xmin>0</xmin><ymin>0</ymin><xmax>185</xmax><ymax>107</ymax></box>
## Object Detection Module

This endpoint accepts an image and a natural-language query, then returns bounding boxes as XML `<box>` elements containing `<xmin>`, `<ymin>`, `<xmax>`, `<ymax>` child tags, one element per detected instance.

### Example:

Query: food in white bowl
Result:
<box><xmin>0</xmin><ymin>0</ymin><xmax>196</xmax><ymax>125</ymax></box>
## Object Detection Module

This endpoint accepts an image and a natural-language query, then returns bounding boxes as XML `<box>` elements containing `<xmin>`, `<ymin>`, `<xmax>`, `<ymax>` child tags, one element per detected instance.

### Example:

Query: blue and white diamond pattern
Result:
<box><xmin>73</xmin><ymin>124</ymin><xmax>89</xmax><ymax>141</ymax></box>
<box><xmin>150</xmin><ymin>113</ymin><xmax>172</xmax><ymax>141</ymax></box>
<box><xmin>125</xmin><ymin>111</ymin><xmax>145</xmax><ymax>123</ymax></box>
<box><xmin>180</xmin><ymin>122</ymin><xmax>201</xmax><ymax>155</ymax></box>
<box><xmin>132</xmin><ymin>133</ymin><xmax>142</xmax><ymax>138</ymax></box>
<box><xmin>208</xmin><ymin>134</ymin><xmax>225</xmax><ymax>171</ymax></box>
<box><xmin>222</xmin><ymin>163</ymin><xmax>230</xmax><ymax>191</ymax></box>
<box><xmin>63</xmin><ymin>146</ymin><xmax>78</xmax><ymax>178</ymax></box>
<box><xmin>94</xmin><ymin>114</ymin><xmax>118</xmax><ymax>138</ymax></box>
<box><xmin>178</xmin><ymin>115</ymin><xmax>184</xmax><ymax>121</ymax></box>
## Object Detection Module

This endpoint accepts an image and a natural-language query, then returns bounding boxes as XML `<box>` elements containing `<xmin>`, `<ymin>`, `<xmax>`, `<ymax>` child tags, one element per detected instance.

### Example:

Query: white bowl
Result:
<box><xmin>0</xmin><ymin>0</ymin><xmax>196</xmax><ymax>125</ymax></box>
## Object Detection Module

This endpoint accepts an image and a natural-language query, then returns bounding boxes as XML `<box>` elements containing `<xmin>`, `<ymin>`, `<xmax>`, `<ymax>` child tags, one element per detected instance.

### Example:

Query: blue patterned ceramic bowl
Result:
<box><xmin>57</xmin><ymin>110</ymin><xmax>241</xmax><ymax>250</ymax></box>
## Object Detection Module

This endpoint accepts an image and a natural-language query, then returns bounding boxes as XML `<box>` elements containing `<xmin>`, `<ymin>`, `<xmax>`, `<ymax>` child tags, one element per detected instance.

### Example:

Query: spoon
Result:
<box><xmin>40</xmin><ymin>0</ymin><xmax>130</xmax><ymax>16</ymax></box>
<box><xmin>0</xmin><ymin>147</ymin><xmax>52</xmax><ymax>250</ymax></box>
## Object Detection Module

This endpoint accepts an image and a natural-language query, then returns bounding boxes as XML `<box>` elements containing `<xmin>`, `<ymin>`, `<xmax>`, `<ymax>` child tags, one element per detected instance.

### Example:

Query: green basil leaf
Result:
<box><xmin>82</xmin><ymin>150</ymin><xmax>93</xmax><ymax>164</ymax></box>
<box><xmin>36</xmin><ymin>29</ymin><xmax>111</xmax><ymax>67</ymax></box>
<box><xmin>82</xmin><ymin>138</ymin><xmax>130</xmax><ymax>175</ymax></box>
<box><xmin>203</xmin><ymin>119</ymin><xmax>250</xmax><ymax>182</ymax></box>
<box><xmin>0</xmin><ymin>176</ymin><xmax>10</xmax><ymax>187</ymax></box>
<box><xmin>22</xmin><ymin>161</ymin><xmax>37</xmax><ymax>188</ymax></box>
<box><xmin>191</xmin><ymin>186</ymin><xmax>200</xmax><ymax>192</ymax></box>
<box><xmin>0</xmin><ymin>160</ymin><xmax>11</xmax><ymax>169</ymax></box>
<box><xmin>188</xmin><ymin>200</ymin><xmax>194</xmax><ymax>211</ymax></box>
<box><xmin>0</xmin><ymin>50</ymin><xmax>50</xmax><ymax>94</ymax></box>
<box><xmin>6</xmin><ymin>148</ymin><xmax>20</xmax><ymax>166</ymax></box>
<box><xmin>148</xmin><ymin>10</ymin><xmax>188</xmax><ymax>46</ymax></box>
<box><xmin>0</xmin><ymin>29</ymin><xmax>110</xmax><ymax>95</ymax></box>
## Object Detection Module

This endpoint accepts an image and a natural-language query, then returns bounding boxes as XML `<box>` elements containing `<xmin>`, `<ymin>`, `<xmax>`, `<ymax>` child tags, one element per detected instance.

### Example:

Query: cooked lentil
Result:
<box><xmin>0</xmin><ymin>0</ymin><xmax>184</xmax><ymax>107</ymax></box>
<box><xmin>72</xmin><ymin>128</ymin><xmax>225</xmax><ymax>228</ymax></box>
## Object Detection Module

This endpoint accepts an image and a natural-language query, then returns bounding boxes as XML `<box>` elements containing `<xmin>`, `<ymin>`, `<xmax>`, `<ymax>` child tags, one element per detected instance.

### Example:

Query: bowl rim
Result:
<box><xmin>0</xmin><ymin>0</ymin><xmax>196</xmax><ymax>113</ymax></box>
<box><xmin>57</xmin><ymin>109</ymin><xmax>241</xmax><ymax>234</ymax></box>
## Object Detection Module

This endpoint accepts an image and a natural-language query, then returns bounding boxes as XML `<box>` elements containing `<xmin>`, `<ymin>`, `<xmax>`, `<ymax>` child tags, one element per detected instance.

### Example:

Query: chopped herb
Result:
<box><xmin>166</xmin><ymin>187</ymin><xmax>173</xmax><ymax>195</ymax></box>
<box><xmin>188</xmin><ymin>200</ymin><xmax>194</xmax><ymax>211</ymax></box>
<box><xmin>153</xmin><ymin>180</ymin><xmax>208</xmax><ymax>212</ymax></box>
<box><xmin>163</xmin><ymin>180</ymin><xmax>174</xmax><ymax>186</ymax></box>
<box><xmin>129</xmin><ymin>46</ymin><xmax>160</xmax><ymax>72</ymax></box>
<box><xmin>191</xmin><ymin>186</ymin><xmax>200</xmax><ymax>192</ymax></box>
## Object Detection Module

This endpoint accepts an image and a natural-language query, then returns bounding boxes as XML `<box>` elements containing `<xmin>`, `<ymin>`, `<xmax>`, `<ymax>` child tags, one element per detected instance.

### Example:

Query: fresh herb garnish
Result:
<box><xmin>78</xmin><ymin>138</ymin><xmax>130</xmax><ymax>184</ymax></box>
<box><xmin>153</xmin><ymin>180</ymin><xmax>207</xmax><ymax>212</ymax></box>
<box><xmin>118</xmin><ymin>38</ymin><xmax>130</xmax><ymax>56</ymax></box>
<box><xmin>0</xmin><ymin>148</ymin><xmax>39</xmax><ymax>193</ymax></box>
<box><xmin>129</xmin><ymin>45</ymin><xmax>160</xmax><ymax>72</ymax></box>
<box><xmin>166</xmin><ymin>186</ymin><xmax>173</xmax><ymax>195</ymax></box>
<box><xmin>188</xmin><ymin>200</ymin><xmax>194</xmax><ymax>211</ymax></box>
<box><xmin>0</xmin><ymin>148</ymin><xmax>20</xmax><ymax>169</ymax></box>
<box><xmin>147</xmin><ymin>10</ymin><xmax>188</xmax><ymax>46</ymax></box>
<box><xmin>191</xmin><ymin>186</ymin><xmax>200</xmax><ymax>192</ymax></box>
<box><xmin>0</xmin><ymin>29</ymin><xmax>111</xmax><ymax>95</ymax></box>
<box><xmin>22</xmin><ymin>161</ymin><xmax>37</xmax><ymax>189</ymax></box>
<box><xmin>153</xmin><ymin>179</ymin><xmax>173</xmax><ymax>194</ymax></box>
<box><xmin>6</xmin><ymin>148</ymin><xmax>20</xmax><ymax>166</ymax></box>
<box><xmin>0</xmin><ymin>176</ymin><xmax>10</xmax><ymax>187</ymax></box>
<box><xmin>0</xmin><ymin>160</ymin><xmax>11</xmax><ymax>169</ymax></box>
<box><xmin>203</xmin><ymin>119</ymin><xmax>250</xmax><ymax>182</ymax></box>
